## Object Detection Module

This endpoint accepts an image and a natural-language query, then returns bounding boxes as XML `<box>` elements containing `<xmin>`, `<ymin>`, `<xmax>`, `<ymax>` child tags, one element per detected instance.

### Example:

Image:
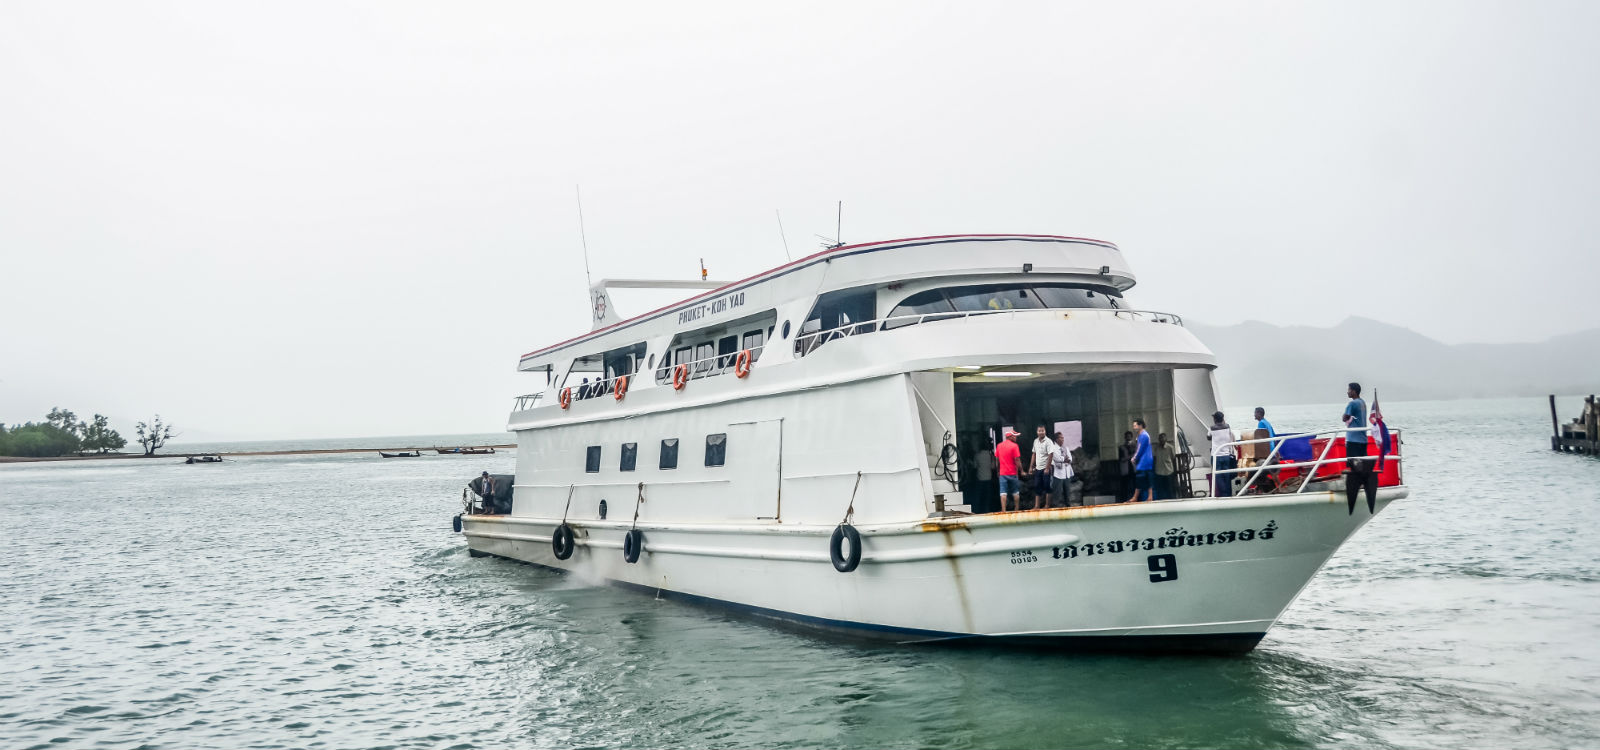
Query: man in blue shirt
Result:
<box><xmin>1254</xmin><ymin>407</ymin><xmax>1277</xmax><ymax>456</ymax></box>
<box><xmin>1129</xmin><ymin>419</ymin><xmax>1155</xmax><ymax>502</ymax></box>
<box><xmin>1342</xmin><ymin>382</ymin><xmax>1378</xmax><ymax>514</ymax></box>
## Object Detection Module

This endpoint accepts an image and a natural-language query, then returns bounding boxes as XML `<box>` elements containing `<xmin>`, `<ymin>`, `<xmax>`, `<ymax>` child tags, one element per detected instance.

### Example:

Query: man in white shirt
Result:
<box><xmin>1050</xmin><ymin>431</ymin><xmax>1075</xmax><ymax>507</ymax></box>
<box><xmin>1031</xmin><ymin>425</ymin><xmax>1054</xmax><ymax>510</ymax></box>
<box><xmin>1207</xmin><ymin>411</ymin><xmax>1238</xmax><ymax>498</ymax></box>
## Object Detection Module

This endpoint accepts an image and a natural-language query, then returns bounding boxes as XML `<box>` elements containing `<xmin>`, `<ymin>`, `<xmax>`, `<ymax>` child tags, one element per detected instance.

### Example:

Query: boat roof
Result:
<box><xmin>519</xmin><ymin>233</ymin><xmax>1121</xmax><ymax>366</ymax></box>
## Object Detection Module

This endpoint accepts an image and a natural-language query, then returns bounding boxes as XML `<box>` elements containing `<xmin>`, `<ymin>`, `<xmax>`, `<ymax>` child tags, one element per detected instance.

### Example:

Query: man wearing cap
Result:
<box><xmin>995</xmin><ymin>430</ymin><xmax>1023</xmax><ymax>512</ymax></box>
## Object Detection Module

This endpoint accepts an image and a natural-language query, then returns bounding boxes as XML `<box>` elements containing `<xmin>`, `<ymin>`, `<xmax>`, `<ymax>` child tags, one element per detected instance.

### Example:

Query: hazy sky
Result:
<box><xmin>2</xmin><ymin>1</ymin><xmax>1596</xmax><ymax>440</ymax></box>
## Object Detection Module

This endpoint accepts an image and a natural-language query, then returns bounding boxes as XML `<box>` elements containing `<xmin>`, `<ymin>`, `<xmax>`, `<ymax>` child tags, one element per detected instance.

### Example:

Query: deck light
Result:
<box><xmin>980</xmin><ymin>371</ymin><xmax>1035</xmax><ymax>378</ymax></box>
<box><xmin>1099</xmin><ymin>265</ymin><xmax>1110</xmax><ymax>275</ymax></box>
<box><xmin>1022</xmin><ymin>263</ymin><xmax>1033</xmax><ymax>273</ymax></box>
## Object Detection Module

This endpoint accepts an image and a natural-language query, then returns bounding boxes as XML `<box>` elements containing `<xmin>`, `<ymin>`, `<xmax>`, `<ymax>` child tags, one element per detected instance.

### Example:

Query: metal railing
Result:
<box><xmin>794</xmin><ymin>308</ymin><xmax>1186</xmax><ymax>357</ymax></box>
<box><xmin>516</xmin><ymin>346</ymin><xmax>766</xmax><ymax>411</ymax></box>
<box><xmin>1208</xmin><ymin>426</ymin><xmax>1401</xmax><ymax>496</ymax></box>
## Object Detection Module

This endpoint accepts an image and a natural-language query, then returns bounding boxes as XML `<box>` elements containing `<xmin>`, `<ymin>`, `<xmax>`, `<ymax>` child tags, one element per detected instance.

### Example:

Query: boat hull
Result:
<box><xmin>462</xmin><ymin>488</ymin><xmax>1403</xmax><ymax>653</ymax></box>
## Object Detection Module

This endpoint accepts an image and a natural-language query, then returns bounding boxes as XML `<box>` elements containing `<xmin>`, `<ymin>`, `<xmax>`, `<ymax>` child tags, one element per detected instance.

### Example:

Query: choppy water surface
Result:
<box><xmin>3</xmin><ymin>398</ymin><xmax>1598</xmax><ymax>749</ymax></box>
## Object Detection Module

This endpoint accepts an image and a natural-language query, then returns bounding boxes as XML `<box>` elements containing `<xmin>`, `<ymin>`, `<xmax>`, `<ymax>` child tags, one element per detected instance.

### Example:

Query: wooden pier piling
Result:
<box><xmin>1551</xmin><ymin>394</ymin><xmax>1600</xmax><ymax>455</ymax></box>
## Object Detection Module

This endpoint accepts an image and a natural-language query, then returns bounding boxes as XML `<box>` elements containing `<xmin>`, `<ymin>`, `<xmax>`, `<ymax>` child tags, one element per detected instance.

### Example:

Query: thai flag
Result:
<box><xmin>1371</xmin><ymin>395</ymin><xmax>1393</xmax><ymax>472</ymax></box>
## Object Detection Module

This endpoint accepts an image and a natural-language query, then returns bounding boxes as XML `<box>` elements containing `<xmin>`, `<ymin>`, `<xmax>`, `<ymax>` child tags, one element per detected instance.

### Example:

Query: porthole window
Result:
<box><xmin>705</xmin><ymin>433</ymin><xmax>727</xmax><ymax>467</ymax></box>
<box><xmin>585</xmin><ymin>445</ymin><xmax>602</xmax><ymax>473</ymax></box>
<box><xmin>620</xmin><ymin>442</ymin><xmax>637</xmax><ymax>472</ymax></box>
<box><xmin>781</xmin><ymin>320</ymin><xmax>791</xmax><ymax>339</ymax></box>
<box><xmin>659</xmin><ymin>438</ymin><xmax>679</xmax><ymax>470</ymax></box>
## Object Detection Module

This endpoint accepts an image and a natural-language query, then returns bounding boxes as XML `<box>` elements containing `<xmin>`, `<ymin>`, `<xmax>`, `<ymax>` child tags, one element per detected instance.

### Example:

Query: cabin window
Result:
<box><xmin>781</xmin><ymin>321</ymin><xmax>790</xmax><ymax>339</ymax></box>
<box><xmin>705</xmin><ymin>433</ymin><xmax>727</xmax><ymax>467</ymax></box>
<box><xmin>883</xmin><ymin>289</ymin><xmax>962</xmax><ymax>329</ymax></box>
<box><xmin>585</xmin><ymin>445</ymin><xmax>602</xmax><ymax>473</ymax></box>
<box><xmin>692</xmin><ymin>343</ymin><xmax>714</xmax><ymax>378</ymax></box>
<box><xmin>620</xmin><ymin>443</ymin><xmax>637</xmax><ymax>472</ymax></box>
<box><xmin>884</xmin><ymin>283</ymin><xmax>1123</xmax><ymax>328</ymax></box>
<box><xmin>796</xmin><ymin>286</ymin><xmax>877</xmax><ymax>355</ymax></box>
<box><xmin>716</xmin><ymin>335</ymin><xmax>738</xmax><ymax>372</ymax></box>
<box><xmin>659</xmin><ymin>439</ymin><xmax>679</xmax><ymax>470</ymax></box>
<box><xmin>742</xmin><ymin>329</ymin><xmax>765</xmax><ymax>361</ymax></box>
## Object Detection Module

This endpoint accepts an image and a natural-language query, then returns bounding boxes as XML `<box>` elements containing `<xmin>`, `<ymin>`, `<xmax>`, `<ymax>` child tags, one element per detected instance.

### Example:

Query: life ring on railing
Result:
<box><xmin>613</xmin><ymin>375</ymin><xmax>629</xmax><ymax>400</ymax></box>
<box><xmin>551</xmin><ymin>523</ymin><xmax>575</xmax><ymax>560</ymax></box>
<box><xmin>830</xmin><ymin>524</ymin><xmax>862</xmax><ymax>573</ymax></box>
<box><xmin>734</xmin><ymin>349</ymin><xmax>753</xmax><ymax>378</ymax></box>
<box><xmin>672</xmin><ymin>364</ymin><xmax>689</xmax><ymax>391</ymax></box>
<box><xmin>558</xmin><ymin>388</ymin><xmax>572</xmax><ymax>410</ymax></box>
<box><xmin>622</xmin><ymin>529</ymin><xmax>644</xmax><ymax>564</ymax></box>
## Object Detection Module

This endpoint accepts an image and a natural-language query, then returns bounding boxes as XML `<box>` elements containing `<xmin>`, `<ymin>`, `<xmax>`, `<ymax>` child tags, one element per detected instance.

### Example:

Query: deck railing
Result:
<box><xmin>515</xmin><ymin>346</ymin><xmax>767</xmax><ymax>411</ymax></box>
<box><xmin>794</xmin><ymin>308</ymin><xmax>1186</xmax><ymax>357</ymax></box>
<box><xmin>1209</xmin><ymin>426</ymin><xmax>1401</xmax><ymax>496</ymax></box>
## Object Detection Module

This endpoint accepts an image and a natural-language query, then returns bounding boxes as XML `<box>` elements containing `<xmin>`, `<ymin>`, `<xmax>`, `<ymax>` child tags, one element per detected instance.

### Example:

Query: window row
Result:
<box><xmin>656</xmin><ymin>328</ymin><xmax>769</xmax><ymax>385</ymax></box>
<box><xmin>585</xmin><ymin>434</ymin><xmax>727</xmax><ymax>472</ymax></box>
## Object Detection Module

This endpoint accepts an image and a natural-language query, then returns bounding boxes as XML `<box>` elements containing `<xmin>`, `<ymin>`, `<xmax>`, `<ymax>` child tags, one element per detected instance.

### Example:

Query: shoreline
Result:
<box><xmin>0</xmin><ymin>445</ymin><xmax>515</xmax><ymax>464</ymax></box>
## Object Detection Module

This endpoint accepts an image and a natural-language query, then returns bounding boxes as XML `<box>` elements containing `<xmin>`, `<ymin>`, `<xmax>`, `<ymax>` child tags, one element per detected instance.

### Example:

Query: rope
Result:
<box><xmin>840</xmin><ymin>471</ymin><xmax>863</xmax><ymax>525</ymax></box>
<box><xmin>631</xmin><ymin>482</ymin><xmax>645</xmax><ymax>530</ymax></box>
<box><xmin>932</xmin><ymin>431</ymin><xmax>960</xmax><ymax>483</ymax></box>
<box><xmin>561</xmin><ymin>484</ymin><xmax>574</xmax><ymax>523</ymax></box>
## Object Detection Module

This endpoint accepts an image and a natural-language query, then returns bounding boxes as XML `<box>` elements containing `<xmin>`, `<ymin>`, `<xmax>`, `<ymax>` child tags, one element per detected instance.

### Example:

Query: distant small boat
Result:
<box><xmin>184</xmin><ymin>455</ymin><xmax>223</xmax><ymax>464</ymax></box>
<box><xmin>434</xmin><ymin>447</ymin><xmax>463</xmax><ymax>454</ymax></box>
<box><xmin>459</xmin><ymin>447</ymin><xmax>496</xmax><ymax>455</ymax></box>
<box><xmin>379</xmin><ymin>451</ymin><xmax>423</xmax><ymax>458</ymax></box>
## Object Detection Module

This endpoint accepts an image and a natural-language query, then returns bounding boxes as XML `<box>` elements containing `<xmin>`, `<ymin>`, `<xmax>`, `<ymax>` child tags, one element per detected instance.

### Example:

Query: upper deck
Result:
<box><xmin>518</xmin><ymin>234</ymin><xmax>1135</xmax><ymax>372</ymax></box>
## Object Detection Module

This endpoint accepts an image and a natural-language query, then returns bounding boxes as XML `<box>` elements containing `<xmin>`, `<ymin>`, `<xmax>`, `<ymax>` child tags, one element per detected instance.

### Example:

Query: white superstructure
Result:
<box><xmin>460</xmin><ymin>234</ymin><xmax>1406</xmax><ymax>652</ymax></box>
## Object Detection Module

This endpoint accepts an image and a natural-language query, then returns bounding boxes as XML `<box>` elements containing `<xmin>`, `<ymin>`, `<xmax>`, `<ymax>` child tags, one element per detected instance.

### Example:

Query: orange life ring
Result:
<box><xmin>672</xmin><ymin>364</ymin><xmax>689</xmax><ymax>391</ymax></box>
<box><xmin>558</xmin><ymin>387</ymin><xmax>572</xmax><ymax>410</ymax></box>
<box><xmin>613</xmin><ymin>375</ymin><xmax>629</xmax><ymax>400</ymax></box>
<box><xmin>735</xmin><ymin>349</ymin><xmax>753</xmax><ymax>378</ymax></box>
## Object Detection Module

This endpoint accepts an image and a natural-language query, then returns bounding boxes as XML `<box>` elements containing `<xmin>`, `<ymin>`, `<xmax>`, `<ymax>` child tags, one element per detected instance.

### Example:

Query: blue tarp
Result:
<box><xmin>1278</xmin><ymin>434</ymin><xmax>1315</xmax><ymax>462</ymax></box>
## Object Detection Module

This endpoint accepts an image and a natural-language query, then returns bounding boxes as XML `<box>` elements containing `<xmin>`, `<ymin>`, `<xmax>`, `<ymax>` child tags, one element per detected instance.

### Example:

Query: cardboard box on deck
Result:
<box><xmin>1241</xmin><ymin>429</ymin><xmax>1271</xmax><ymax>461</ymax></box>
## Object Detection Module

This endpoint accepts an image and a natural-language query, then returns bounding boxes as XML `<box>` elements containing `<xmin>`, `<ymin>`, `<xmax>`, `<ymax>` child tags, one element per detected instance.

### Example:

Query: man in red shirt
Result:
<box><xmin>995</xmin><ymin>430</ymin><xmax>1023</xmax><ymax>512</ymax></box>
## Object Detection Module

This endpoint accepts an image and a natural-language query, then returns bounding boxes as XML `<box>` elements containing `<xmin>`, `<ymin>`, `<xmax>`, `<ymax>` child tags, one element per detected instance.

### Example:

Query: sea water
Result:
<box><xmin>2</xmin><ymin>397</ymin><xmax>1597</xmax><ymax>749</ymax></box>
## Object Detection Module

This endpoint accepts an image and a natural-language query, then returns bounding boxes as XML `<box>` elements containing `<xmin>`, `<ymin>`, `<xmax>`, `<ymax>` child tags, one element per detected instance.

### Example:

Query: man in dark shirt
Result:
<box><xmin>1343</xmin><ymin>382</ymin><xmax>1378</xmax><ymax>514</ymax></box>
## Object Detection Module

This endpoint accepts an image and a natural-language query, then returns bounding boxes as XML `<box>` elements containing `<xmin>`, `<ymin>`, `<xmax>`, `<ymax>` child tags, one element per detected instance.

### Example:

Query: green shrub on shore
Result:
<box><xmin>0</xmin><ymin>408</ymin><xmax>127</xmax><ymax>457</ymax></box>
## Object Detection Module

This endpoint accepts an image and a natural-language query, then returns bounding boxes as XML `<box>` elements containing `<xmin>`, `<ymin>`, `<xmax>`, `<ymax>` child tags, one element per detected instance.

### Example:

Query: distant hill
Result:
<box><xmin>1188</xmin><ymin>317</ymin><xmax>1600</xmax><ymax>405</ymax></box>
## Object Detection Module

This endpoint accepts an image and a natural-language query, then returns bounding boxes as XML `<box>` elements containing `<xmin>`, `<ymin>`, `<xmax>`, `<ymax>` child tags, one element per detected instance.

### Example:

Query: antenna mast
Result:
<box><xmin>576</xmin><ymin>184</ymin><xmax>593</xmax><ymax>289</ymax></box>
<box><xmin>775</xmin><ymin>209</ymin><xmax>792</xmax><ymax>261</ymax></box>
<box><xmin>836</xmin><ymin>200</ymin><xmax>842</xmax><ymax>247</ymax></box>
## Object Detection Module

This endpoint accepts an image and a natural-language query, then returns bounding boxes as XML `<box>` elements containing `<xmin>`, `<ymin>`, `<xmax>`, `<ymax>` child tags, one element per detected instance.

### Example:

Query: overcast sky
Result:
<box><xmin>2</xmin><ymin>1</ymin><xmax>1595</xmax><ymax>440</ymax></box>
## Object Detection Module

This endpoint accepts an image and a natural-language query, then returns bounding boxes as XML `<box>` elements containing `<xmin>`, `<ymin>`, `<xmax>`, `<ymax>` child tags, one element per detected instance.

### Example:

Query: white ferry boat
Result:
<box><xmin>457</xmin><ymin>234</ymin><xmax>1406</xmax><ymax>653</ymax></box>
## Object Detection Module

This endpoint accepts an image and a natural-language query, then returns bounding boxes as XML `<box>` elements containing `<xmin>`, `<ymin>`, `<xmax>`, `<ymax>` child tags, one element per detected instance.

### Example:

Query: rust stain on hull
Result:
<box><xmin>934</xmin><ymin>525</ymin><xmax>976</xmax><ymax>633</ymax></box>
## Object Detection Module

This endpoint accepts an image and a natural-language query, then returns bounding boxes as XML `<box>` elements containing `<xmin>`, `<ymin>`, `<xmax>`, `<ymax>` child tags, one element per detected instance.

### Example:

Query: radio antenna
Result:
<box><xmin>775</xmin><ymin>209</ymin><xmax>792</xmax><ymax>261</ymax></box>
<box><xmin>576</xmin><ymin>184</ymin><xmax>593</xmax><ymax>289</ymax></box>
<box><xmin>836</xmin><ymin>200</ymin><xmax>843</xmax><ymax>247</ymax></box>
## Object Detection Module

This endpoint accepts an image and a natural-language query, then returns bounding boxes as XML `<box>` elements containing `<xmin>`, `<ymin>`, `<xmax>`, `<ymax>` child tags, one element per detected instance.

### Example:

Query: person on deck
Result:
<box><xmin>1208</xmin><ymin>412</ymin><xmax>1238</xmax><ymax>498</ymax></box>
<box><xmin>1343</xmin><ymin>382</ymin><xmax>1378</xmax><ymax>514</ymax></box>
<box><xmin>995</xmin><ymin>430</ymin><xmax>1023</xmax><ymax>512</ymax></box>
<box><xmin>1154</xmin><ymin>432</ymin><xmax>1176</xmax><ymax>500</ymax></box>
<box><xmin>1118</xmin><ymin>431</ymin><xmax>1136</xmax><ymax>500</ymax></box>
<box><xmin>1129</xmin><ymin>419</ymin><xmax>1154</xmax><ymax>502</ymax></box>
<box><xmin>1031</xmin><ymin>425</ymin><xmax>1053</xmax><ymax>511</ymax></box>
<box><xmin>1050</xmin><ymin>431</ymin><xmax>1075</xmax><ymax>507</ymax></box>
<box><xmin>973</xmin><ymin>439</ymin><xmax>996</xmax><ymax>514</ymax></box>
<box><xmin>1254</xmin><ymin>407</ymin><xmax>1278</xmax><ymax>457</ymax></box>
<box><xmin>478</xmin><ymin>471</ymin><xmax>496</xmax><ymax>513</ymax></box>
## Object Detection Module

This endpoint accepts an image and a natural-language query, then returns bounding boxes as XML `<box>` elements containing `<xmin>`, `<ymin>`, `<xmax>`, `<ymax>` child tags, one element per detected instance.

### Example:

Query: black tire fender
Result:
<box><xmin>622</xmin><ymin>529</ymin><xmax>644</xmax><ymax>564</ymax></box>
<box><xmin>552</xmin><ymin>523</ymin><xmax>575</xmax><ymax>560</ymax></box>
<box><xmin>830</xmin><ymin>524</ymin><xmax>862</xmax><ymax>573</ymax></box>
<box><xmin>452</xmin><ymin>514</ymin><xmax>463</xmax><ymax>533</ymax></box>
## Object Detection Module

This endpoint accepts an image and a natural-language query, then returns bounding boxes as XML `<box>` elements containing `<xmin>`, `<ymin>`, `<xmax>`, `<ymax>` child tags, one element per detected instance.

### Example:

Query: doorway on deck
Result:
<box><xmin>952</xmin><ymin>368</ymin><xmax>1181</xmax><ymax>513</ymax></box>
